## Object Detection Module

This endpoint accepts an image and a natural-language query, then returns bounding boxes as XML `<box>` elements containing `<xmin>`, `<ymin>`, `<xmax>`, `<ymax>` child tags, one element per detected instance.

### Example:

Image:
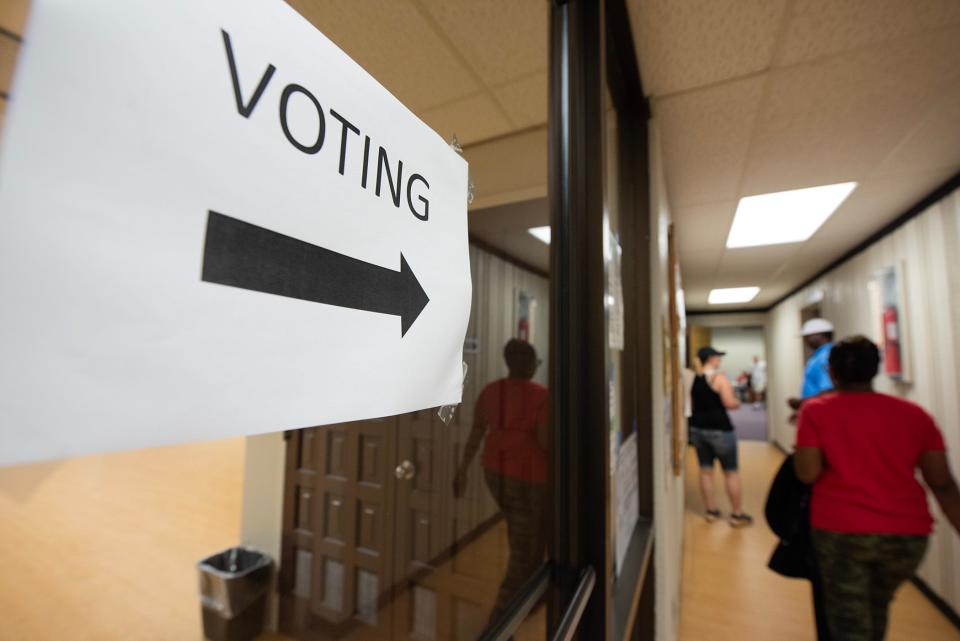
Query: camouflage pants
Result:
<box><xmin>812</xmin><ymin>530</ymin><xmax>928</xmax><ymax>641</ymax></box>
<box><xmin>484</xmin><ymin>470</ymin><xmax>547</xmax><ymax>619</ymax></box>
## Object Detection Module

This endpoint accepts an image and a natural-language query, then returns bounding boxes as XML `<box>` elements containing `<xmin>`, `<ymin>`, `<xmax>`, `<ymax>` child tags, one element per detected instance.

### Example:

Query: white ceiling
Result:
<box><xmin>284</xmin><ymin>0</ymin><xmax>548</xmax><ymax>147</ymax></box>
<box><xmin>468</xmin><ymin>197</ymin><xmax>549</xmax><ymax>273</ymax></box>
<box><xmin>630</xmin><ymin>0</ymin><xmax>960</xmax><ymax>310</ymax></box>
<box><xmin>6</xmin><ymin>1</ymin><xmax>957</xmax><ymax>306</ymax></box>
<box><xmin>0</xmin><ymin>0</ymin><xmax>549</xmax><ymax>146</ymax></box>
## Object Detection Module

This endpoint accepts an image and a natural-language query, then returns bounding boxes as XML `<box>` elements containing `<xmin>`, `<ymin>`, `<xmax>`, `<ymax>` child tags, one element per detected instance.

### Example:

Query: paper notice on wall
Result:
<box><xmin>0</xmin><ymin>0</ymin><xmax>470</xmax><ymax>466</ymax></box>
<box><xmin>607</xmin><ymin>235</ymin><xmax>625</xmax><ymax>350</ymax></box>
<box><xmin>614</xmin><ymin>432</ymin><xmax>640</xmax><ymax>573</ymax></box>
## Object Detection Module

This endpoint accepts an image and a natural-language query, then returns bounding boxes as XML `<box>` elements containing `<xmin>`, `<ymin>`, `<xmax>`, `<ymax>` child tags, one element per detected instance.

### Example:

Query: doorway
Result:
<box><xmin>277</xmin><ymin>410</ymin><xmax>510</xmax><ymax>641</ymax></box>
<box><xmin>687</xmin><ymin>324</ymin><xmax>768</xmax><ymax>442</ymax></box>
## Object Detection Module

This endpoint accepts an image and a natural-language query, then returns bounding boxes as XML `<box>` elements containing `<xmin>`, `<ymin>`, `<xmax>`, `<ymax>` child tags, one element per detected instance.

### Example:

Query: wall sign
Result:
<box><xmin>0</xmin><ymin>0</ymin><xmax>471</xmax><ymax>466</ymax></box>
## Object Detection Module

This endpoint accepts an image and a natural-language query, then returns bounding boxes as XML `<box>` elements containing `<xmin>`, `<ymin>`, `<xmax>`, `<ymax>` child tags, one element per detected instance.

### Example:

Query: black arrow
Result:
<box><xmin>201</xmin><ymin>211</ymin><xmax>429</xmax><ymax>337</ymax></box>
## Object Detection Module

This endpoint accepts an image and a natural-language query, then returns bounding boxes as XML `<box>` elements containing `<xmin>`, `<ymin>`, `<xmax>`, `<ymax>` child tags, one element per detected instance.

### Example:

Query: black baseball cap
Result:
<box><xmin>697</xmin><ymin>346</ymin><xmax>726</xmax><ymax>362</ymax></box>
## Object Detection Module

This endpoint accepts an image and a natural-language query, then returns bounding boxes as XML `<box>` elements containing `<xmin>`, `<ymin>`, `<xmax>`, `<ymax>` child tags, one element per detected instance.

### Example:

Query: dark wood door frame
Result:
<box><xmin>547</xmin><ymin>0</ymin><xmax>607</xmax><ymax>638</ymax></box>
<box><xmin>548</xmin><ymin>1</ymin><xmax>655</xmax><ymax>640</ymax></box>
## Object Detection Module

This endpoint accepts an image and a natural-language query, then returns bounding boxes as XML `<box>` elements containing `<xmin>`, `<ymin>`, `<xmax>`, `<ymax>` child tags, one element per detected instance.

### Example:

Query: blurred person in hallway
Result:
<box><xmin>795</xmin><ymin>336</ymin><xmax>960</xmax><ymax>641</ymax></box>
<box><xmin>453</xmin><ymin>339</ymin><xmax>548</xmax><ymax>622</ymax></box>
<box><xmin>788</xmin><ymin>318</ymin><xmax>835</xmax><ymax>419</ymax></box>
<box><xmin>751</xmin><ymin>354</ymin><xmax>767</xmax><ymax>408</ymax></box>
<box><xmin>689</xmin><ymin>346</ymin><xmax>753</xmax><ymax>527</ymax></box>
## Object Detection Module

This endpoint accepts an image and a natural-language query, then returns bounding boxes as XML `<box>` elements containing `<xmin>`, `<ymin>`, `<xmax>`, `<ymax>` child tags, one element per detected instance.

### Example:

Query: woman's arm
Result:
<box><xmin>920</xmin><ymin>451</ymin><xmax>960</xmax><ymax>534</ymax></box>
<box><xmin>794</xmin><ymin>447</ymin><xmax>824</xmax><ymax>484</ymax></box>
<box><xmin>711</xmin><ymin>373</ymin><xmax>741</xmax><ymax>410</ymax></box>
<box><xmin>453</xmin><ymin>408</ymin><xmax>487</xmax><ymax>497</ymax></box>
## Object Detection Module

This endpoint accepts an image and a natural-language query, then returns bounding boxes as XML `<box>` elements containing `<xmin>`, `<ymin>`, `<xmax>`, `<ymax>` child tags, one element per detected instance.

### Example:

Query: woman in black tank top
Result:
<box><xmin>691</xmin><ymin>373</ymin><xmax>735</xmax><ymax>432</ymax></box>
<box><xmin>690</xmin><ymin>347</ymin><xmax>753</xmax><ymax>528</ymax></box>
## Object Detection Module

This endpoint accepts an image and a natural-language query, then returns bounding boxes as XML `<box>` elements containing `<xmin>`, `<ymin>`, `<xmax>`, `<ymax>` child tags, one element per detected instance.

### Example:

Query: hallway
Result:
<box><xmin>679</xmin><ymin>441</ymin><xmax>960</xmax><ymax>641</ymax></box>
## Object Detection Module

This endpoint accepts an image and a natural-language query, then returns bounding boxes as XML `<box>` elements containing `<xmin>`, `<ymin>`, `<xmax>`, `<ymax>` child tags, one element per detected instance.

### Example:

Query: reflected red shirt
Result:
<box><xmin>478</xmin><ymin>378</ymin><xmax>548</xmax><ymax>483</ymax></box>
<box><xmin>796</xmin><ymin>392</ymin><xmax>945</xmax><ymax>535</ymax></box>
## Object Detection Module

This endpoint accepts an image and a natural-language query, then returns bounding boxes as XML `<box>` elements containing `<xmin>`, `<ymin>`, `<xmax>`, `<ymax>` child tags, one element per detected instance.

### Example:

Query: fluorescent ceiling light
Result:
<box><xmin>726</xmin><ymin>182</ymin><xmax>857</xmax><ymax>248</ymax></box>
<box><xmin>709</xmin><ymin>287</ymin><xmax>760</xmax><ymax>305</ymax></box>
<box><xmin>528</xmin><ymin>226</ymin><xmax>551</xmax><ymax>244</ymax></box>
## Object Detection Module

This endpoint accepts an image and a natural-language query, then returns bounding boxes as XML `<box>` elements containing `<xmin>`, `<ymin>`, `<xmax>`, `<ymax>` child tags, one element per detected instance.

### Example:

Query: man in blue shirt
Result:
<box><xmin>788</xmin><ymin>318</ymin><xmax>835</xmax><ymax>413</ymax></box>
<box><xmin>786</xmin><ymin>317</ymin><xmax>835</xmax><ymax>641</ymax></box>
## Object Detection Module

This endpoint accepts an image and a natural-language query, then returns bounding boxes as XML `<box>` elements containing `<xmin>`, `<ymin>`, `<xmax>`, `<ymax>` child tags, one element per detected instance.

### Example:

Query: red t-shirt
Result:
<box><xmin>478</xmin><ymin>378</ymin><xmax>548</xmax><ymax>483</ymax></box>
<box><xmin>796</xmin><ymin>392</ymin><xmax>946</xmax><ymax>535</ymax></box>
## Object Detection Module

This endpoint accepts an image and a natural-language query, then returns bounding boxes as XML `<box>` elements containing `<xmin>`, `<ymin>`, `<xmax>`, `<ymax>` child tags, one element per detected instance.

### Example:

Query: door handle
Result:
<box><xmin>394</xmin><ymin>459</ymin><xmax>416</xmax><ymax>481</ymax></box>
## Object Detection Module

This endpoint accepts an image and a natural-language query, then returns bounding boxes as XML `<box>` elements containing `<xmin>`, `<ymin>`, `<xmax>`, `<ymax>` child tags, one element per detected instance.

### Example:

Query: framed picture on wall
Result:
<box><xmin>513</xmin><ymin>289</ymin><xmax>537</xmax><ymax>343</ymax></box>
<box><xmin>667</xmin><ymin>224</ymin><xmax>686</xmax><ymax>475</ymax></box>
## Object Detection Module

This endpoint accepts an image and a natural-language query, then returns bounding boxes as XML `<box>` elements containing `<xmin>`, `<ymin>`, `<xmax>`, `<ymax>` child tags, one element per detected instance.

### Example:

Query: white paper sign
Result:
<box><xmin>0</xmin><ymin>0</ymin><xmax>471</xmax><ymax>466</ymax></box>
<box><xmin>614</xmin><ymin>432</ymin><xmax>640</xmax><ymax>574</ymax></box>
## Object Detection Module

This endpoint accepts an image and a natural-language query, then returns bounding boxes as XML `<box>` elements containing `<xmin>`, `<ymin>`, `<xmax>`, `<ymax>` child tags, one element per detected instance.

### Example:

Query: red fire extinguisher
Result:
<box><xmin>517</xmin><ymin>317</ymin><xmax>529</xmax><ymax>342</ymax></box>
<box><xmin>883</xmin><ymin>306</ymin><xmax>902</xmax><ymax>377</ymax></box>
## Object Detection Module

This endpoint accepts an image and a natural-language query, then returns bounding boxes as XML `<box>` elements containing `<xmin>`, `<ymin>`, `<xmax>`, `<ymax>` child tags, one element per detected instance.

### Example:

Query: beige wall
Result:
<box><xmin>650</xmin><ymin>119</ymin><xmax>685</xmax><ymax>641</ymax></box>
<box><xmin>766</xmin><ymin>187</ymin><xmax>960</xmax><ymax>612</ymax></box>
<box><xmin>239</xmin><ymin>431</ymin><xmax>287</xmax><ymax>629</ymax></box>
<box><xmin>710</xmin><ymin>326</ymin><xmax>765</xmax><ymax>382</ymax></box>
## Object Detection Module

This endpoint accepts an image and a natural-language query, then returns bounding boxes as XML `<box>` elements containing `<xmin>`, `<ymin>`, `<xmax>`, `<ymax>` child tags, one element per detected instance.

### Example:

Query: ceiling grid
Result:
<box><xmin>630</xmin><ymin>0</ymin><xmax>960</xmax><ymax>309</ymax></box>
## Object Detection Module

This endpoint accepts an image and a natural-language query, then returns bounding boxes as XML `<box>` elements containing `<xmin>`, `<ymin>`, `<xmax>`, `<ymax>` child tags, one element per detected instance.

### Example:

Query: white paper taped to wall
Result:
<box><xmin>0</xmin><ymin>0</ymin><xmax>471</xmax><ymax>466</ymax></box>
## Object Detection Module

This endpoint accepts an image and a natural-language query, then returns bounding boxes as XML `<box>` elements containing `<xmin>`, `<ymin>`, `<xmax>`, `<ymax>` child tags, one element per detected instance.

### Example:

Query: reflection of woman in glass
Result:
<box><xmin>453</xmin><ymin>339</ymin><xmax>548</xmax><ymax>620</ymax></box>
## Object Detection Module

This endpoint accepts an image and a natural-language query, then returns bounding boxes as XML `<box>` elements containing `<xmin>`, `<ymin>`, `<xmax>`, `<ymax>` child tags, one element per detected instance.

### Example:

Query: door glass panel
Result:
<box><xmin>604</xmin><ymin>88</ymin><xmax>639</xmax><ymax>578</ymax></box>
<box><xmin>0</xmin><ymin>1</ymin><xmax>553</xmax><ymax>640</ymax></box>
<box><xmin>275</xmin><ymin>3</ymin><xmax>550</xmax><ymax>640</ymax></box>
<box><xmin>295</xmin><ymin>550</ymin><xmax>314</xmax><ymax>600</ymax></box>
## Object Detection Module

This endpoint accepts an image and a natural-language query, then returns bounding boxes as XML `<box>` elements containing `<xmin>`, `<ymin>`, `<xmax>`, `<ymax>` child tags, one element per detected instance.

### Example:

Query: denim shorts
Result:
<box><xmin>689</xmin><ymin>427</ymin><xmax>739</xmax><ymax>471</ymax></box>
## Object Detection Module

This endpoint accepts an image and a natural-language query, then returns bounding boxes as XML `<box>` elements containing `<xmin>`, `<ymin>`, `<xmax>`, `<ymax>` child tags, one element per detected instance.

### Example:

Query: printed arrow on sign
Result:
<box><xmin>202</xmin><ymin>211</ymin><xmax>429</xmax><ymax>336</ymax></box>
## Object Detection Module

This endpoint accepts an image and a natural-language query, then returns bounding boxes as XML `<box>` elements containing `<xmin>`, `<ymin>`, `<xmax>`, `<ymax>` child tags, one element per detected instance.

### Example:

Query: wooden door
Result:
<box><xmin>688</xmin><ymin>325</ymin><xmax>712</xmax><ymax>371</ymax></box>
<box><xmin>279</xmin><ymin>420</ymin><xmax>397</xmax><ymax>641</ymax></box>
<box><xmin>390</xmin><ymin>353</ymin><xmax>503</xmax><ymax>641</ymax></box>
<box><xmin>390</xmin><ymin>408</ymin><xmax>450</xmax><ymax>641</ymax></box>
<box><xmin>279</xmin><ymin>356</ymin><xmax>506</xmax><ymax>641</ymax></box>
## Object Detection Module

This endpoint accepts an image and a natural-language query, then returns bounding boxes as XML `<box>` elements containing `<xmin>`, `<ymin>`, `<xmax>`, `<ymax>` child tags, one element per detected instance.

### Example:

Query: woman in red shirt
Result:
<box><xmin>453</xmin><ymin>339</ymin><xmax>548</xmax><ymax>621</ymax></box>
<box><xmin>795</xmin><ymin>336</ymin><xmax>960</xmax><ymax>641</ymax></box>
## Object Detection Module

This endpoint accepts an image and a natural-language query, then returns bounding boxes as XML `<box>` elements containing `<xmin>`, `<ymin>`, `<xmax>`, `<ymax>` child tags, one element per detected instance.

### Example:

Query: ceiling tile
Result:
<box><xmin>629</xmin><ymin>0</ymin><xmax>787</xmax><ymax>97</ymax></box>
<box><xmin>872</xmin><ymin>86</ymin><xmax>960</xmax><ymax>177</ymax></box>
<box><xmin>718</xmin><ymin>244</ymin><xmax>799</xmax><ymax>274</ymax></box>
<box><xmin>468</xmin><ymin>198</ymin><xmax>549</xmax><ymax>273</ymax></box>
<box><xmin>415</xmin><ymin>0</ymin><xmax>547</xmax><ymax>86</ymax></box>
<box><xmin>741</xmin><ymin>28</ymin><xmax>960</xmax><ymax>196</ymax></box>
<box><xmin>493</xmin><ymin>72</ymin><xmax>548</xmax><ymax>129</ymax></box>
<box><xmin>709</xmin><ymin>269</ymin><xmax>780</xmax><ymax>290</ymax></box>
<box><xmin>286</xmin><ymin>0</ymin><xmax>479</xmax><ymax>113</ymax></box>
<box><xmin>419</xmin><ymin>92</ymin><xmax>513</xmax><ymax>146</ymax></box>
<box><xmin>469</xmin><ymin>197</ymin><xmax>547</xmax><ymax>232</ymax></box>
<box><xmin>0</xmin><ymin>0</ymin><xmax>28</xmax><ymax>35</ymax></box>
<box><xmin>654</xmin><ymin>75</ymin><xmax>765</xmax><ymax>207</ymax></box>
<box><xmin>678</xmin><ymin>248</ymin><xmax>723</xmax><ymax>278</ymax></box>
<box><xmin>683</xmin><ymin>286</ymin><xmax>713</xmax><ymax>309</ymax></box>
<box><xmin>673</xmin><ymin>201</ymin><xmax>737</xmax><ymax>252</ymax></box>
<box><xmin>777</xmin><ymin>0</ymin><xmax>960</xmax><ymax>67</ymax></box>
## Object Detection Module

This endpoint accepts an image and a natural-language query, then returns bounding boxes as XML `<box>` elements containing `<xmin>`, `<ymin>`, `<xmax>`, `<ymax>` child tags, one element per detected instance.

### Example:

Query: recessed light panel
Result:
<box><xmin>726</xmin><ymin>182</ymin><xmax>857</xmax><ymax>248</ymax></box>
<box><xmin>708</xmin><ymin>287</ymin><xmax>760</xmax><ymax>305</ymax></box>
<box><xmin>528</xmin><ymin>226</ymin><xmax>551</xmax><ymax>245</ymax></box>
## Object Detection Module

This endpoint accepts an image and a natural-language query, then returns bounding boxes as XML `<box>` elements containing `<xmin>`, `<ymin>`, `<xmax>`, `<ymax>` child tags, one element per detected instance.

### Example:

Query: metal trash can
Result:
<box><xmin>198</xmin><ymin>547</ymin><xmax>273</xmax><ymax>641</ymax></box>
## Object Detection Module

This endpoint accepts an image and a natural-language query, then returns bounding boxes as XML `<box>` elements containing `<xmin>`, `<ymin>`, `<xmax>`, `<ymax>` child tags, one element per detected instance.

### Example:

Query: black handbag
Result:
<box><xmin>765</xmin><ymin>454</ymin><xmax>813</xmax><ymax>579</ymax></box>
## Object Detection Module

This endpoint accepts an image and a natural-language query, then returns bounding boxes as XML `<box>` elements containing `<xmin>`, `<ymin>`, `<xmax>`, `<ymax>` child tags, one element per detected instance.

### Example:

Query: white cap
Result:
<box><xmin>800</xmin><ymin>318</ymin><xmax>834</xmax><ymax>337</ymax></box>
